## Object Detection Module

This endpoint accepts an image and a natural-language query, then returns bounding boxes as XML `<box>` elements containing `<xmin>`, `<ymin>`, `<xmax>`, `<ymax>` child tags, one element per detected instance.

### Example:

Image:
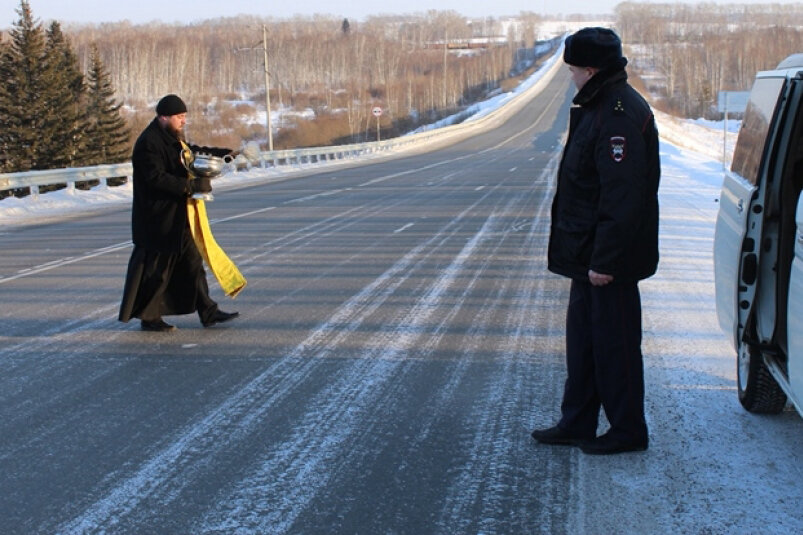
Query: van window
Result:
<box><xmin>731</xmin><ymin>77</ymin><xmax>787</xmax><ymax>185</ymax></box>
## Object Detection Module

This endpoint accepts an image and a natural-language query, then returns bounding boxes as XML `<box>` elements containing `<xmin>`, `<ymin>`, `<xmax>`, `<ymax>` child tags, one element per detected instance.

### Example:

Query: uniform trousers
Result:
<box><xmin>557</xmin><ymin>279</ymin><xmax>648</xmax><ymax>442</ymax></box>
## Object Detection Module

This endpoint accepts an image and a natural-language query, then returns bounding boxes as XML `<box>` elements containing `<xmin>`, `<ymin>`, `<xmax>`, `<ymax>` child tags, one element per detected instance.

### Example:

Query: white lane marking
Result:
<box><xmin>394</xmin><ymin>223</ymin><xmax>414</xmax><ymax>234</ymax></box>
<box><xmin>478</xmin><ymin>85</ymin><xmax>564</xmax><ymax>153</ymax></box>
<box><xmin>509</xmin><ymin>167</ymin><xmax>517</xmax><ymax>172</ymax></box>
<box><xmin>200</xmin><ymin>208</ymin><xmax>499</xmax><ymax>533</ymax></box>
<box><xmin>475</xmin><ymin>186</ymin><xmax>485</xmax><ymax>191</ymax></box>
<box><xmin>58</xmin><ymin>178</ymin><xmax>501</xmax><ymax>533</ymax></box>
<box><xmin>436</xmin><ymin>146</ymin><xmax>563</xmax><ymax>531</ymax></box>
<box><xmin>358</xmin><ymin>156</ymin><xmax>473</xmax><ymax>188</ymax></box>
<box><xmin>56</xmin><ymin>233</ymin><xmax>432</xmax><ymax>534</ymax></box>
<box><xmin>0</xmin><ymin>242</ymin><xmax>132</xmax><ymax>285</ymax></box>
<box><xmin>0</xmin><ymin>207</ymin><xmax>278</xmax><ymax>285</ymax></box>
<box><xmin>213</xmin><ymin>205</ymin><xmax>275</xmax><ymax>223</ymax></box>
<box><xmin>5</xmin><ymin>105</ymin><xmax>536</xmax><ymax>286</ymax></box>
<box><xmin>4</xmin><ymin>86</ymin><xmax>563</xmax><ymax>287</ymax></box>
<box><xmin>284</xmin><ymin>189</ymin><xmax>343</xmax><ymax>204</ymax></box>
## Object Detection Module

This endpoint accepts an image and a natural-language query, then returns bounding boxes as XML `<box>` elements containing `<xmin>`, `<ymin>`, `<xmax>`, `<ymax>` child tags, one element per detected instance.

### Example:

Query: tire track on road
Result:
<box><xmin>56</xmin><ymin>161</ymin><xmax>508</xmax><ymax>534</ymax></box>
<box><xmin>196</xmin><ymin>179</ymin><xmax>519</xmax><ymax>533</ymax></box>
<box><xmin>435</xmin><ymin>146</ymin><xmax>573</xmax><ymax>534</ymax></box>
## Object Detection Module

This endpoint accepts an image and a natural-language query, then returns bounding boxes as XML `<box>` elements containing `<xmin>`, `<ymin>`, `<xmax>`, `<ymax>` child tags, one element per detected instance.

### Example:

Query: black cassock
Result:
<box><xmin>118</xmin><ymin>118</ymin><xmax>228</xmax><ymax>325</ymax></box>
<box><xmin>118</xmin><ymin>227</ymin><xmax>217</xmax><ymax>323</ymax></box>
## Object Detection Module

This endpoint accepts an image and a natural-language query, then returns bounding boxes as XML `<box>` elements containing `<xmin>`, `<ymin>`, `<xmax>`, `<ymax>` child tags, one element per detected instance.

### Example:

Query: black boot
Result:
<box><xmin>202</xmin><ymin>310</ymin><xmax>239</xmax><ymax>328</ymax></box>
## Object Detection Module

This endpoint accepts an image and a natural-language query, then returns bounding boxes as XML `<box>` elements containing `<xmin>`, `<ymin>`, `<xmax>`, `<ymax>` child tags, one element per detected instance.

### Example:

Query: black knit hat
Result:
<box><xmin>155</xmin><ymin>94</ymin><xmax>187</xmax><ymax>116</ymax></box>
<box><xmin>564</xmin><ymin>27</ymin><xmax>624</xmax><ymax>69</ymax></box>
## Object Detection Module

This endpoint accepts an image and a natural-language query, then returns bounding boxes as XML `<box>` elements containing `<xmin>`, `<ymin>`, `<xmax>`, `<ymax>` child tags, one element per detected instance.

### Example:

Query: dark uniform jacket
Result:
<box><xmin>130</xmin><ymin>118</ymin><xmax>230</xmax><ymax>253</ymax></box>
<box><xmin>548</xmin><ymin>66</ymin><xmax>660</xmax><ymax>282</ymax></box>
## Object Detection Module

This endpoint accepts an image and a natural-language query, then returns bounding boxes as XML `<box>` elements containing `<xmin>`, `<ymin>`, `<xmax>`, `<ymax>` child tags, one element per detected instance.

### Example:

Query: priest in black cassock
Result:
<box><xmin>119</xmin><ymin>94</ymin><xmax>241</xmax><ymax>332</ymax></box>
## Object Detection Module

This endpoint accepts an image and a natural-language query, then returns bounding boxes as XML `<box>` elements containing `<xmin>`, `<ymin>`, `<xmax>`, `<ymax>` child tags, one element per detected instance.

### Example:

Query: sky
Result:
<box><xmin>1</xmin><ymin>0</ymin><xmax>798</xmax><ymax>29</ymax></box>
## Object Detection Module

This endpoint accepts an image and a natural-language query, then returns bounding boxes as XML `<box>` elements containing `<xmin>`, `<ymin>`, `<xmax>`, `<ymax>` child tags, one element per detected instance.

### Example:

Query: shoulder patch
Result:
<box><xmin>610</xmin><ymin>136</ymin><xmax>626</xmax><ymax>162</ymax></box>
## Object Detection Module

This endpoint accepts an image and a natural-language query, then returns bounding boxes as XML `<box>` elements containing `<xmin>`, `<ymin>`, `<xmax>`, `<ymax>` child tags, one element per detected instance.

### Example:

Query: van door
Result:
<box><xmin>714</xmin><ymin>172</ymin><xmax>756</xmax><ymax>345</ymax></box>
<box><xmin>788</xmin><ymin>194</ymin><xmax>803</xmax><ymax>406</ymax></box>
<box><xmin>714</xmin><ymin>76</ymin><xmax>788</xmax><ymax>347</ymax></box>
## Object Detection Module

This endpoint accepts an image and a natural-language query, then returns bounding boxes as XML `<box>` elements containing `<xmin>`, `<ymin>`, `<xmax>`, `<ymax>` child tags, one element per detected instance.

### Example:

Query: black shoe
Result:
<box><xmin>202</xmin><ymin>310</ymin><xmax>239</xmax><ymax>328</ymax></box>
<box><xmin>140</xmin><ymin>319</ymin><xmax>176</xmax><ymax>332</ymax></box>
<box><xmin>530</xmin><ymin>426</ymin><xmax>589</xmax><ymax>446</ymax></box>
<box><xmin>579</xmin><ymin>433</ymin><xmax>648</xmax><ymax>455</ymax></box>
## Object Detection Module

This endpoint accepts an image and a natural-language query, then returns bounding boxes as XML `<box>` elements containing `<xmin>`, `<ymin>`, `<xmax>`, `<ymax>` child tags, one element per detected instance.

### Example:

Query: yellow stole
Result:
<box><xmin>182</xmin><ymin>141</ymin><xmax>247</xmax><ymax>298</ymax></box>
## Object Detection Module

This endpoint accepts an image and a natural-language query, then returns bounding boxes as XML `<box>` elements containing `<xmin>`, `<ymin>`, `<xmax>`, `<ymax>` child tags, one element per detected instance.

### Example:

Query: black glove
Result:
<box><xmin>189</xmin><ymin>176</ymin><xmax>212</xmax><ymax>194</ymax></box>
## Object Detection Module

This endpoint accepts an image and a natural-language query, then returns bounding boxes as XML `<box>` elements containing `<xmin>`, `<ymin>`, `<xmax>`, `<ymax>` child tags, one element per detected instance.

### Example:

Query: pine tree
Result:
<box><xmin>0</xmin><ymin>31</ymin><xmax>7</xmax><ymax>173</ymax></box>
<box><xmin>83</xmin><ymin>44</ymin><xmax>130</xmax><ymax>165</ymax></box>
<box><xmin>42</xmin><ymin>21</ymin><xmax>88</xmax><ymax>169</ymax></box>
<box><xmin>0</xmin><ymin>1</ymin><xmax>50</xmax><ymax>172</ymax></box>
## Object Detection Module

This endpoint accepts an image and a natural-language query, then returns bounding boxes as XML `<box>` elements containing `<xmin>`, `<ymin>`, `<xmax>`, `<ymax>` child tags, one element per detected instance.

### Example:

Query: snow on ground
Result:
<box><xmin>0</xmin><ymin>110</ymin><xmax>735</xmax><ymax>230</ymax></box>
<box><xmin>2</xmin><ymin>40</ymin><xmax>738</xmax><ymax>229</ymax></box>
<box><xmin>0</xmin><ymin>48</ymin><xmax>557</xmax><ymax>228</ymax></box>
<box><xmin>2</xmin><ymin>52</ymin><xmax>801</xmax><ymax>531</ymax></box>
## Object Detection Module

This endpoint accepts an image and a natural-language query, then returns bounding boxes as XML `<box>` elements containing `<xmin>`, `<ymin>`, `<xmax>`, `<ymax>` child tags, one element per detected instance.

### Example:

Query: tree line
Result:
<box><xmin>8</xmin><ymin>0</ymin><xmax>802</xmax><ymax>175</ymax></box>
<box><xmin>615</xmin><ymin>2</ymin><xmax>803</xmax><ymax>118</ymax></box>
<box><xmin>0</xmin><ymin>1</ymin><xmax>129</xmax><ymax>175</ymax></box>
<box><xmin>1</xmin><ymin>3</ymin><xmax>550</xmax><ymax>165</ymax></box>
<box><xmin>59</xmin><ymin>10</ymin><xmax>547</xmax><ymax>150</ymax></box>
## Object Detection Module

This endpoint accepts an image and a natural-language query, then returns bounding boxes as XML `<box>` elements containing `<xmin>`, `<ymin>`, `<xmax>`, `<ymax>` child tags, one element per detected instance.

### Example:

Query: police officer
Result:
<box><xmin>530</xmin><ymin>28</ymin><xmax>660</xmax><ymax>454</ymax></box>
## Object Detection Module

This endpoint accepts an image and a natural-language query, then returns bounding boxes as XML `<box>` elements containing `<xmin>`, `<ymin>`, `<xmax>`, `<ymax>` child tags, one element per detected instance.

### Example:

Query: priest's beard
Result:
<box><xmin>164</xmin><ymin>122</ymin><xmax>186</xmax><ymax>141</ymax></box>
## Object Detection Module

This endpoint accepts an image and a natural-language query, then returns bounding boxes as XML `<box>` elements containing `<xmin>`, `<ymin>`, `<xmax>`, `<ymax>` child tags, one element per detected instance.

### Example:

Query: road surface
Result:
<box><xmin>1</xmin><ymin>66</ymin><xmax>801</xmax><ymax>534</ymax></box>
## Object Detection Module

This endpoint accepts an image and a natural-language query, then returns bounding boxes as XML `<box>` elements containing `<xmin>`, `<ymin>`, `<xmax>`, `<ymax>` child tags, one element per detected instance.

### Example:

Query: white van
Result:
<box><xmin>714</xmin><ymin>54</ymin><xmax>803</xmax><ymax>416</ymax></box>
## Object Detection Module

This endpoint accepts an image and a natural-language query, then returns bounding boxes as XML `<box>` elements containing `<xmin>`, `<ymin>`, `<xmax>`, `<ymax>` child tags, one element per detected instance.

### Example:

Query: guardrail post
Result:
<box><xmin>31</xmin><ymin>185</ymin><xmax>39</xmax><ymax>200</ymax></box>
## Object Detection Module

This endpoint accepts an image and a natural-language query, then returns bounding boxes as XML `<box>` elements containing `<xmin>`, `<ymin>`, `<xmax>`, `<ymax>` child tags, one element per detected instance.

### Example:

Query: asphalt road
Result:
<box><xmin>2</xmin><ymin>65</ymin><xmax>801</xmax><ymax>534</ymax></box>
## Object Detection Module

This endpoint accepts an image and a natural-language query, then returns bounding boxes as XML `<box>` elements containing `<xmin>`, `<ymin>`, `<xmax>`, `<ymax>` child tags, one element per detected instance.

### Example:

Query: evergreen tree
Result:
<box><xmin>83</xmin><ymin>44</ymin><xmax>130</xmax><ymax>165</ymax></box>
<box><xmin>43</xmin><ymin>21</ymin><xmax>87</xmax><ymax>168</ymax></box>
<box><xmin>0</xmin><ymin>1</ymin><xmax>50</xmax><ymax>171</ymax></box>
<box><xmin>0</xmin><ymin>31</ymin><xmax>6</xmax><ymax>173</ymax></box>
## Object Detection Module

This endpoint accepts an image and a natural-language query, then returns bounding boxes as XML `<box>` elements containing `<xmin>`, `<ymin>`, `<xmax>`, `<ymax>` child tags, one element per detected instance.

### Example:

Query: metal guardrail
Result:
<box><xmin>0</xmin><ymin>45</ymin><xmax>563</xmax><ymax>199</ymax></box>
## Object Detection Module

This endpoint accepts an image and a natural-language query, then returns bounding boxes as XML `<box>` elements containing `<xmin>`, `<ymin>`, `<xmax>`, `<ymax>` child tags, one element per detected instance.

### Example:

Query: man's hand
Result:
<box><xmin>190</xmin><ymin>176</ymin><xmax>212</xmax><ymax>194</ymax></box>
<box><xmin>588</xmin><ymin>269</ymin><xmax>614</xmax><ymax>287</ymax></box>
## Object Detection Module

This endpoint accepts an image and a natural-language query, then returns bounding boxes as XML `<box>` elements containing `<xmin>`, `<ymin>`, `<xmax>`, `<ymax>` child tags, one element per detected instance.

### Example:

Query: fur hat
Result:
<box><xmin>156</xmin><ymin>94</ymin><xmax>187</xmax><ymax>116</ymax></box>
<box><xmin>564</xmin><ymin>27</ymin><xmax>624</xmax><ymax>69</ymax></box>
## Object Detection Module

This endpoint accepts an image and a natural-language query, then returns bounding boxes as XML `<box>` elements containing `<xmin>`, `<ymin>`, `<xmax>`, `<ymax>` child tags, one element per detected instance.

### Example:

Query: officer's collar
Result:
<box><xmin>573</xmin><ymin>65</ymin><xmax>627</xmax><ymax>107</ymax></box>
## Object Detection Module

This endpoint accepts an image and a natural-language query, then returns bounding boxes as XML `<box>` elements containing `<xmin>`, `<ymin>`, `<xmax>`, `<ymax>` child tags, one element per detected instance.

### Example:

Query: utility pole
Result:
<box><xmin>443</xmin><ymin>31</ymin><xmax>448</xmax><ymax>109</ymax></box>
<box><xmin>262</xmin><ymin>25</ymin><xmax>273</xmax><ymax>151</ymax></box>
<box><xmin>236</xmin><ymin>26</ymin><xmax>274</xmax><ymax>151</ymax></box>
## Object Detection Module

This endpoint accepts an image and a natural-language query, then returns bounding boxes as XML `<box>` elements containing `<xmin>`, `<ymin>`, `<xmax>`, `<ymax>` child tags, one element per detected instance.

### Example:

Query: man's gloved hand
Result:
<box><xmin>190</xmin><ymin>176</ymin><xmax>212</xmax><ymax>194</ymax></box>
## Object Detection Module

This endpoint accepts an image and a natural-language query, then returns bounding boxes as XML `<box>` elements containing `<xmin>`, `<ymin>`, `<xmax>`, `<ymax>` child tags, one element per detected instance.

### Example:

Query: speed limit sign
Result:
<box><xmin>372</xmin><ymin>106</ymin><xmax>382</xmax><ymax>117</ymax></box>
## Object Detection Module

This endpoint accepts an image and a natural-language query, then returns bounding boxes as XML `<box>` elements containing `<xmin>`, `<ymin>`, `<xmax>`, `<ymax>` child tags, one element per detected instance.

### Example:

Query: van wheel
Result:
<box><xmin>737</xmin><ymin>343</ymin><xmax>787</xmax><ymax>413</ymax></box>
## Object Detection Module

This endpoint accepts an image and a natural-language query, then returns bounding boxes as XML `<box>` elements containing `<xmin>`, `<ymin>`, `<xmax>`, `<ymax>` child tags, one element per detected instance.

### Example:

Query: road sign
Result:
<box><xmin>372</xmin><ymin>106</ymin><xmax>382</xmax><ymax>117</ymax></box>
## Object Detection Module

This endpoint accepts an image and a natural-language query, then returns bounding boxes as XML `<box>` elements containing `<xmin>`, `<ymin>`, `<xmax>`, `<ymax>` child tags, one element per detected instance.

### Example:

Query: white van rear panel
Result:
<box><xmin>788</xmin><ymin>194</ymin><xmax>803</xmax><ymax>409</ymax></box>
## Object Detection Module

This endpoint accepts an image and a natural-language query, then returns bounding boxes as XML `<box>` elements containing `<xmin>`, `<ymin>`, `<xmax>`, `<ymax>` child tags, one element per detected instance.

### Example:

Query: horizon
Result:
<box><xmin>2</xmin><ymin>1</ymin><xmax>609</xmax><ymax>30</ymax></box>
<box><xmin>2</xmin><ymin>0</ymin><xmax>799</xmax><ymax>31</ymax></box>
